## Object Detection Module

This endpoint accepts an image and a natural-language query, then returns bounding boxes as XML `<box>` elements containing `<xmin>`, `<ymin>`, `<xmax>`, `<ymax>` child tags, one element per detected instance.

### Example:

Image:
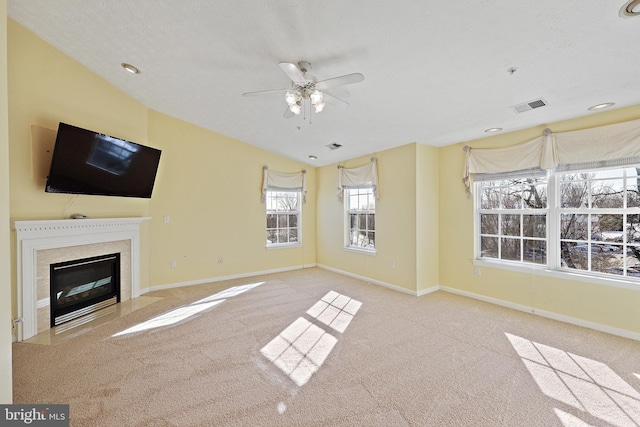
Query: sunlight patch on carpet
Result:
<box><xmin>553</xmin><ymin>408</ymin><xmax>597</xmax><ymax>427</ymax></box>
<box><xmin>506</xmin><ymin>332</ymin><xmax>640</xmax><ymax>427</ymax></box>
<box><xmin>261</xmin><ymin>291</ymin><xmax>361</xmax><ymax>387</ymax></box>
<box><xmin>113</xmin><ymin>281</ymin><xmax>264</xmax><ymax>337</ymax></box>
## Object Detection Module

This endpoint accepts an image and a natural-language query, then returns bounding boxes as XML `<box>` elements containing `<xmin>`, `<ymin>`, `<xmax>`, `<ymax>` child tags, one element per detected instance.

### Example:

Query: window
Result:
<box><xmin>345</xmin><ymin>187</ymin><xmax>375</xmax><ymax>251</ymax></box>
<box><xmin>478</xmin><ymin>176</ymin><xmax>547</xmax><ymax>264</ymax></box>
<box><xmin>475</xmin><ymin>165</ymin><xmax>640</xmax><ymax>282</ymax></box>
<box><xmin>559</xmin><ymin>167</ymin><xmax>640</xmax><ymax>278</ymax></box>
<box><xmin>266</xmin><ymin>190</ymin><xmax>301</xmax><ymax>247</ymax></box>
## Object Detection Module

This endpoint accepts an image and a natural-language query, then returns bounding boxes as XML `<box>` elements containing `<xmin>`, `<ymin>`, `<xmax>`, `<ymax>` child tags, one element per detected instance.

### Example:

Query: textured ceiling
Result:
<box><xmin>7</xmin><ymin>1</ymin><xmax>640</xmax><ymax>166</ymax></box>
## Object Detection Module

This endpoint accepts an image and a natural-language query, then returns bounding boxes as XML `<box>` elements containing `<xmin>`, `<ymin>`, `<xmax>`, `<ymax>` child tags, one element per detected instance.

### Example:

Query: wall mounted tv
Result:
<box><xmin>45</xmin><ymin>122</ymin><xmax>161</xmax><ymax>198</ymax></box>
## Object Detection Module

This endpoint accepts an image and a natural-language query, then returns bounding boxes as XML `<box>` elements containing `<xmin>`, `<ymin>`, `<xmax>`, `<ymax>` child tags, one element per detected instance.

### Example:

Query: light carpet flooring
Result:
<box><xmin>12</xmin><ymin>268</ymin><xmax>640</xmax><ymax>426</ymax></box>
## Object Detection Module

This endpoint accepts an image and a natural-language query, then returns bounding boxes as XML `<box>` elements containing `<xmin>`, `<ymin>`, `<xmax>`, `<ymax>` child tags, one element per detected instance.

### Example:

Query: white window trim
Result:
<box><xmin>265</xmin><ymin>190</ymin><xmax>302</xmax><ymax>248</ymax></box>
<box><xmin>344</xmin><ymin>187</ymin><xmax>376</xmax><ymax>253</ymax></box>
<box><xmin>474</xmin><ymin>167</ymin><xmax>640</xmax><ymax>289</ymax></box>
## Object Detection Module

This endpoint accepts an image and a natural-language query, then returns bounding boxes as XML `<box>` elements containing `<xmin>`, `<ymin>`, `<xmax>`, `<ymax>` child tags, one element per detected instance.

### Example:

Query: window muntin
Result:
<box><xmin>266</xmin><ymin>190</ymin><xmax>301</xmax><ymax>246</ymax></box>
<box><xmin>476</xmin><ymin>166</ymin><xmax>640</xmax><ymax>282</ymax></box>
<box><xmin>559</xmin><ymin>167</ymin><xmax>640</xmax><ymax>278</ymax></box>
<box><xmin>477</xmin><ymin>177</ymin><xmax>548</xmax><ymax>265</ymax></box>
<box><xmin>345</xmin><ymin>188</ymin><xmax>375</xmax><ymax>251</ymax></box>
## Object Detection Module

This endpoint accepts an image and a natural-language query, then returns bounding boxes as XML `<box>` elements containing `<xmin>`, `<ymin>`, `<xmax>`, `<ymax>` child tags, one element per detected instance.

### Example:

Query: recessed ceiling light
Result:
<box><xmin>587</xmin><ymin>102</ymin><xmax>615</xmax><ymax>111</ymax></box>
<box><xmin>308</xmin><ymin>155</ymin><xmax>318</xmax><ymax>160</ymax></box>
<box><xmin>121</xmin><ymin>63</ymin><xmax>140</xmax><ymax>74</ymax></box>
<box><xmin>620</xmin><ymin>0</ymin><xmax>640</xmax><ymax>17</ymax></box>
<box><xmin>484</xmin><ymin>127</ymin><xmax>503</xmax><ymax>133</ymax></box>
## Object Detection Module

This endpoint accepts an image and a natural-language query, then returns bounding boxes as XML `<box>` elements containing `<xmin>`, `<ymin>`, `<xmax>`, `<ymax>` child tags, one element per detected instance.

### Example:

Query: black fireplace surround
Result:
<box><xmin>50</xmin><ymin>253</ymin><xmax>121</xmax><ymax>327</ymax></box>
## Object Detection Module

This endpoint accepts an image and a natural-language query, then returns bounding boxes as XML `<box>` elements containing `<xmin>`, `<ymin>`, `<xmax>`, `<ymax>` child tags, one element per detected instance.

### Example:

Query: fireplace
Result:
<box><xmin>14</xmin><ymin>217</ymin><xmax>149</xmax><ymax>341</ymax></box>
<box><xmin>50</xmin><ymin>253</ymin><xmax>121</xmax><ymax>327</ymax></box>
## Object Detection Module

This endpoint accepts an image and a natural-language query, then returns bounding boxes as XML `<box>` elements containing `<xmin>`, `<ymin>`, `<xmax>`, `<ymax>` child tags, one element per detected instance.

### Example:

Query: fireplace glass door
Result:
<box><xmin>50</xmin><ymin>253</ymin><xmax>121</xmax><ymax>326</ymax></box>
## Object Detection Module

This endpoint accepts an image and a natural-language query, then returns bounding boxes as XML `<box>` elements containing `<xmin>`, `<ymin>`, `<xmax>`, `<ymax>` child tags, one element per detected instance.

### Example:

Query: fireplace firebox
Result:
<box><xmin>50</xmin><ymin>253</ymin><xmax>121</xmax><ymax>327</ymax></box>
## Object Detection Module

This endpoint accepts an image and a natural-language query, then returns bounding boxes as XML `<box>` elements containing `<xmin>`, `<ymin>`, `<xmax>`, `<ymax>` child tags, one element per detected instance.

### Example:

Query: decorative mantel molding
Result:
<box><xmin>13</xmin><ymin>217</ymin><xmax>150</xmax><ymax>341</ymax></box>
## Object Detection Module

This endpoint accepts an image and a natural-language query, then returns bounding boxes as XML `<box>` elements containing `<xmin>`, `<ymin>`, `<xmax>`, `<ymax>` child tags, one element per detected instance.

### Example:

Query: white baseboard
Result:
<box><xmin>440</xmin><ymin>286</ymin><xmax>640</xmax><ymax>342</ymax></box>
<box><xmin>141</xmin><ymin>264</ymin><xmax>316</xmax><ymax>294</ymax></box>
<box><xmin>316</xmin><ymin>264</ymin><xmax>422</xmax><ymax>296</ymax></box>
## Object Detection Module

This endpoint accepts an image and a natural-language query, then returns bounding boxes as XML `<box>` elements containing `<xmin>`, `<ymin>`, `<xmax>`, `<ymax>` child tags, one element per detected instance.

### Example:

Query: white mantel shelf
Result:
<box><xmin>13</xmin><ymin>217</ymin><xmax>150</xmax><ymax>341</ymax></box>
<box><xmin>13</xmin><ymin>217</ymin><xmax>151</xmax><ymax>238</ymax></box>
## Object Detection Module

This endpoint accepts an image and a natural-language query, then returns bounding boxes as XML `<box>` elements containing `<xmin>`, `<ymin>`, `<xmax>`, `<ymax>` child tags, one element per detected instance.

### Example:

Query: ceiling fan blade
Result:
<box><xmin>316</xmin><ymin>73</ymin><xmax>364</xmax><ymax>91</ymax></box>
<box><xmin>279</xmin><ymin>62</ymin><xmax>306</xmax><ymax>83</ymax></box>
<box><xmin>242</xmin><ymin>88</ymin><xmax>288</xmax><ymax>97</ymax></box>
<box><xmin>323</xmin><ymin>92</ymin><xmax>350</xmax><ymax>109</ymax></box>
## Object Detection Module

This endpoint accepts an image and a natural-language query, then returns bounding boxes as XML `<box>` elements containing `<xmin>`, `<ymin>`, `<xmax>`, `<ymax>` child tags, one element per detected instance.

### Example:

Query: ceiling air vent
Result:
<box><xmin>326</xmin><ymin>143</ymin><xmax>342</xmax><ymax>150</ymax></box>
<box><xmin>511</xmin><ymin>98</ymin><xmax>548</xmax><ymax>114</ymax></box>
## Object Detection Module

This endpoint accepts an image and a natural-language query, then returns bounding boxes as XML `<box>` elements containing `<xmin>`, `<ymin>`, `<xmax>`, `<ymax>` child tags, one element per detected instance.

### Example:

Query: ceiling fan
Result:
<box><xmin>242</xmin><ymin>61</ymin><xmax>364</xmax><ymax>117</ymax></box>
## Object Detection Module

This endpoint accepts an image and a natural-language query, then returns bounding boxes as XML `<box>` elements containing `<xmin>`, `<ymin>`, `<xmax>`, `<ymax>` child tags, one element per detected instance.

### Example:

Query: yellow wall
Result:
<box><xmin>316</xmin><ymin>144</ymin><xmax>419</xmax><ymax>292</ymax></box>
<box><xmin>1</xmin><ymin>0</ymin><xmax>13</xmax><ymax>403</ymax></box>
<box><xmin>147</xmin><ymin>110</ymin><xmax>315</xmax><ymax>286</ymax></box>
<box><xmin>416</xmin><ymin>144</ymin><xmax>439</xmax><ymax>292</ymax></box>
<box><xmin>439</xmin><ymin>104</ymin><xmax>640</xmax><ymax>334</ymax></box>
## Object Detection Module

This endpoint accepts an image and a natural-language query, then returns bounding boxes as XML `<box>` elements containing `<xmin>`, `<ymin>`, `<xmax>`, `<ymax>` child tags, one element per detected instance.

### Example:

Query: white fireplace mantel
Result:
<box><xmin>14</xmin><ymin>217</ymin><xmax>150</xmax><ymax>341</ymax></box>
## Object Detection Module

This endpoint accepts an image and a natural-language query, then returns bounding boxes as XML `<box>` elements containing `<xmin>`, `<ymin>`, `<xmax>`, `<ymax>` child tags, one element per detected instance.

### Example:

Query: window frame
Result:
<box><xmin>474</xmin><ymin>164</ymin><xmax>640</xmax><ymax>288</ymax></box>
<box><xmin>344</xmin><ymin>187</ymin><xmax>376</xmax><ymax>253</ymax></box>
<box><xmin>265</xmin><ymin>189</ymin><xmax>302</xmax><ymax>248</ymax></box>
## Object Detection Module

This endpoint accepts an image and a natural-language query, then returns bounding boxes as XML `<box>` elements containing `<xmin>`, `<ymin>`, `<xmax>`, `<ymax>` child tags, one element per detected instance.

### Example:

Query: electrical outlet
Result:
<box><xmin>390</xmin><ymin>260</ymin><xmax>396</xmax><ymax>269</ymax></box>
<box><xmin>218</xmin><ymin>257</ymin><xmax>223</xmax><ymax>263</ymax></box>
<box><xmin>474</xmin><ymin>267</ymin><xmax>481</xmax><ymax>276</ymax></box>
<box><xmin>171</xmin><ymin>260</ymin><xmax>177</xmax><ymax>268</ymax></box>
<box><xmin>163</xmin><ymin>215</ymin><xmax>170</xmax><ymax>223</ymax></box>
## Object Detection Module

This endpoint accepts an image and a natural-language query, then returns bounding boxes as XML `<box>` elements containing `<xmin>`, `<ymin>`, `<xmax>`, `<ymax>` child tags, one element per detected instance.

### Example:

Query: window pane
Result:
<box><xmin>267</xmin><ymin>230</ymin><xmax>276</xmax><ymax>244</ymax></box>
<box><xmin>524</xmin><ymin>240</ymin><xmax>546</xmax><ymax>264</ymax></box>
<box><xmin>288</xmin><ymin>214</ymin><xmax>297</xmax><ymax>228</ymax></box>
<box><xmin>560</xmin><ymin>213</ymin><xmax>588</xmax><ymax>240</ymax></box>
<box><xmin>592</xmin><ymin>179</ymin><xmax>624</xmax><ymax>208</ymax></box>
<box><xmin>627</xmin><ymin>177</ymin><xmax>640</xmax><ymax>208</ymax></box>
<box><xmin>523</xmin><ymin>215</ymin><xmax>546</xmax><ymax>238</ymax></box>
<box><xmin>591</xmin><ymin>244</ymin><xmax>623</xmax><ymax>275</ymax></box>
<box><xmin>289</xmin><ymin>229</ymin><xmax>298</xmax><ymax>242</ymax></box>
<box><xmin>277</xmin><ymin>214</ymin><xmax>288</xmax><ymax>228</ymax></box>
<box><xmin>592</xmin><ymin>214</ymin><xmax>623</xmax><ymax>242</ymax></box>
<box><xmin>349</xmin><ymin>214</ymin><xmax>357</xmax><ymax>230</ymax></box>
<box><xmin>627</xmin><ymin>246</ymin><xmax>640</xmax><ymax>276</ymax></box>
<box><xmin>367</xmin><ymin>214</ymin><xmax>375</xmax><ymax>230</ymax></box>
<box><xmin>266</xmin><ymin>214</ymin><xmax>277</xmax><ymax>228</ymax></box>
<box><xmin>501</xmin><ymin>214</ymin><xmax>521</xmax><ymax>237</ymax></box>
<box><xmin>627</xmin><ymin>216</ymin><xmax>640</xmax><ymax>244</ymax></box>
<box><xmin>522</xmin><ymin>182</ymin><xmax>547</xmax><ymax>209</ymax></box>
<box><xmin>560</xmin><ymin>241</ymin><xmax>588</xmax><ymax>271</ymax></box>
<box><xmin>481</xmin><ymin>236</ymin><xmax>499</xmax><ymax>258</ymax></box>
<box><xmin>480</xmin><ymin>214</ymin><xmax>498</xmax><ymax>235</ymax></box>
<box><xmin>501</xmin><ymin>237</ymin><xmax>520</xmax><ymax>261</ymax></box>
<box><xmin>277</xmin><ymin>230</ymin><xmax>288</xmax><ymax>244</ymax></box>
<box><xmin>480</xmin><ymin>184</ymin><xmax>500</xmax><ymax>209</ymax></box>
<box><xmin>560</xmin><ymin>176</ymin><xmax>588</xmax><ymax>208</ymax></box>
<box><xmin>501</xmin><ymin>186</ymin><xmax>522</xmax><ymax>209</ymax></box>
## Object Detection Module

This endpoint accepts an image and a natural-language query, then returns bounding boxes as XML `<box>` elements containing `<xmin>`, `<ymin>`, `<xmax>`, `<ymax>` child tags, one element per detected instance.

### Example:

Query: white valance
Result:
<box><xmin>337</xmin><ymin>157</ymin><xmax>379</xmax><ymax>200</ymax></box>
<box><xmin>463</xmin><ymin>117</ymin><xmax>640</xmax><ymax>195</ymax></box>
<box><xmin>261</xmin><ymin>167</ymin><xmax>306</xmax><ymax>202</ymax></box>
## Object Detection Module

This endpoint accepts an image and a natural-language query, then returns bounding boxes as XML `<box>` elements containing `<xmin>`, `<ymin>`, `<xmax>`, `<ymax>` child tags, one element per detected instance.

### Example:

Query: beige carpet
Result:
<box><xmin>12</xmin><ymin>268</ymin><xmax>640</xmax><ymax>426</ymax></box>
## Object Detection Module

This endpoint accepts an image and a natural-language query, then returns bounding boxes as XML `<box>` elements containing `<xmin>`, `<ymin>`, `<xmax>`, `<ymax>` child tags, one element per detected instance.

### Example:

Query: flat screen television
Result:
<box><xmin>45</xmin><ymin>122</ymin><xmax>162</xmax><ymax>198</ymax></box>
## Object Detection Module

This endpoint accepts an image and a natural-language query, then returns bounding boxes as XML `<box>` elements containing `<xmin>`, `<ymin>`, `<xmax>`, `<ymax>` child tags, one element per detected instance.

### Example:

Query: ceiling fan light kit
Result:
<box><xmin>243</xmin><ymin>60</ymin><xmax>364</xmax><ymax>117</ymax></box>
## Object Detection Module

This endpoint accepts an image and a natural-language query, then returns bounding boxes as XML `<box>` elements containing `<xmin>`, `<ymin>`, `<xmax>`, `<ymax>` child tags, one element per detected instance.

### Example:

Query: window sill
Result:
<box><xmin>344</xmin><ymin>247</ymin><xmax>376</xmax><ymax>256</ymax></box>
<box><xmin>266</xmin><ymin>243</ymin><xmax>302</xmax><ymax>250</ymax></box>
<box><xmin>472</xmin><ymin>259</ymin><xmax>640</xmax><ymax>291</ymax></box>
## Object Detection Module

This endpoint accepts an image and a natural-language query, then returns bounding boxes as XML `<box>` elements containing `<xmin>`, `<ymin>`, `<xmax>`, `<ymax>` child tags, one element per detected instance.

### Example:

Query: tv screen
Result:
<box><xmin>45</xmin><ymin>123</ymin><xmax>161</xmax><ymax>198</ymax></box>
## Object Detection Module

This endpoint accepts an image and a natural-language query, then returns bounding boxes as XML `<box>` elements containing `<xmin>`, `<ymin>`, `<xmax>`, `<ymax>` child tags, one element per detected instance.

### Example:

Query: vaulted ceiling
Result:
<box><xmin>8</xmin><ymin>1</ymin><xmax>640</xmax><ymax>165</ymax></box>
